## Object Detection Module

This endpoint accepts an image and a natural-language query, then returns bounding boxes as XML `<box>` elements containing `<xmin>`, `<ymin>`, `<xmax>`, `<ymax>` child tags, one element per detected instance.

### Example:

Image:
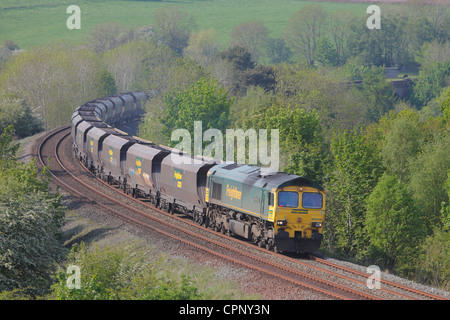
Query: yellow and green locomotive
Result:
<box><xmin>205</xmin><ymin>163</ymin><xmax>325</xmax><ymax>253</ymax></box>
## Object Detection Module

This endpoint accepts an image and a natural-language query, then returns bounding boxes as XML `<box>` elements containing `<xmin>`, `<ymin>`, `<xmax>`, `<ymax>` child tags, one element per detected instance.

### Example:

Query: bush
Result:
<box><xmin>0</xmin><ymin>93</ymin><xmax>42</xmax><ymax>138</ymax></box>
<box><xmin>0</xmin><ymin>126</ymin><xmax>65</xmax><ymax>295</ymax></box>
<box><xmin>50</xmin><ymin>243</ymin><xmax>203</xmax><ymax>300</ymax></box>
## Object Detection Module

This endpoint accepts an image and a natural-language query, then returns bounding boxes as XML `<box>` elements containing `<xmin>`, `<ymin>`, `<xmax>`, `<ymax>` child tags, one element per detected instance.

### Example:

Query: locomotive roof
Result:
<box><xmin>211</xmin><ymin>162</ymin><xmax>324</xmax><ymax>191</ymax></box>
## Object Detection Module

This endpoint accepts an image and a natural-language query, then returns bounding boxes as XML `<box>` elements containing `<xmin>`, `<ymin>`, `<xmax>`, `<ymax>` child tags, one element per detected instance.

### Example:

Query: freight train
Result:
<box><xmin>71</xmin><ymin>92</ymin><xmax>325</xmax><ymax>253</ymax></box>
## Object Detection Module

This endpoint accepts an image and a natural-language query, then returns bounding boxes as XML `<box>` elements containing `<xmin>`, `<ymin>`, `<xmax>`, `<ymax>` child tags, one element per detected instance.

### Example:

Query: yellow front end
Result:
<box><xmin>270</xmin><ymin>185</ymin><xmax>325</xmax><ymax>253</ymax></box>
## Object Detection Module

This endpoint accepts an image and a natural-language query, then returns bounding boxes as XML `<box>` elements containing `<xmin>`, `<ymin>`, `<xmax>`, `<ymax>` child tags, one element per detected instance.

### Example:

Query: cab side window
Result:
<box><xmin>268</xmin><ymin>192</ymin><xmax>274</xmax><ymax>206</ymax></box>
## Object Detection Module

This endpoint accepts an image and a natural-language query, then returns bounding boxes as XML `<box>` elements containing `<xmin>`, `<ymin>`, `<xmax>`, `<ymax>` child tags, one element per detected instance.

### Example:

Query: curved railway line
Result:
<box><xmin>36</xmin><ymin>125</ymin><xmax>448</xmax><ymax>300</ymax></box>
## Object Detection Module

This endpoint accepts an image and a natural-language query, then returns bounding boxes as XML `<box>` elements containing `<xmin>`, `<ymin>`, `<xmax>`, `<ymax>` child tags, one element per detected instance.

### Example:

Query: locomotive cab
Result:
<box><xmin>272</xmin><ymin>185</ymin><xmax>325</xmax><ymax>253</ymax></box>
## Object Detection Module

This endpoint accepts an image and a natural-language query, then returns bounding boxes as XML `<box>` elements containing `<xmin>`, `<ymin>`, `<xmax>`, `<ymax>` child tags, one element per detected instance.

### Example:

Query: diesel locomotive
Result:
<box><xmin>71</xmin><ymin>92</ymin><xmax>325</xmax><ymax>253</ymax></box>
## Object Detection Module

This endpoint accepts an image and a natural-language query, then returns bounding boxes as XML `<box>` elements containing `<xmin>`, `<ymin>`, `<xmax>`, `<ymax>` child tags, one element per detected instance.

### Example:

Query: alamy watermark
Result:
<box><xmin>366</xmin><ymin>265</ymin><xmax>381</xmax><ymax>290</ymax></box>
<box><xmin>171</xmin><ymin>121</ymin><xmax>280</xmax><ymax>171</ymax></box>
<box><xmin>66</xmin><ymin>265</ymin><xmax>81</xmax><ymax>289</ymax></box>
<box><xmin>367</xmin><ymin>5</ymin><xmax>381</xmax><ymax>30</ymax></box>
<box><xmin>67</xmin><ymin>5</ymin><xmax>81</xmax><ymax>30</ymax></box>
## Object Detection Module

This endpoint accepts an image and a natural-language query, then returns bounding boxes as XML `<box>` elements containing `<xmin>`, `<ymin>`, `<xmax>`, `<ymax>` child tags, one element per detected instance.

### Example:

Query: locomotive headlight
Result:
<box><xmin>312</xmin><ymin>222</ymin><xmax>322</xmax><ymax>228</ymax></box>
<box><xmin>277</xmin><ymin>220</ymin><xmax>287</xmax><ymax>226</ymax></box>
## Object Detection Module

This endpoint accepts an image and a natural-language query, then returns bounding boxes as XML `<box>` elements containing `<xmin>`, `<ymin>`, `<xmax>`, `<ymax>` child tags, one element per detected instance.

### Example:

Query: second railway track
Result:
<box><xmin>36</xmin><ymin>126</ymin><xmax>448</xmax><ymax>301</ymax></box>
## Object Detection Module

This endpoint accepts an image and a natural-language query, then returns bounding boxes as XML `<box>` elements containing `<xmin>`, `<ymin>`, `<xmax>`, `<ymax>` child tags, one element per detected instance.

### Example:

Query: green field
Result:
<box><xmin>0</xmin><ymin>0</ymin><xmax>374</xmax><ymax>50</ymax></box>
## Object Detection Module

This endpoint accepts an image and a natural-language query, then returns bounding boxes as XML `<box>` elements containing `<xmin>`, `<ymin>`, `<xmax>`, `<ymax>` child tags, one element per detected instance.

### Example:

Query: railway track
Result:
<box><xmin>36</xmin><ymin>126</ymin><xmax>448</xmax><ymax>300</ymax></box>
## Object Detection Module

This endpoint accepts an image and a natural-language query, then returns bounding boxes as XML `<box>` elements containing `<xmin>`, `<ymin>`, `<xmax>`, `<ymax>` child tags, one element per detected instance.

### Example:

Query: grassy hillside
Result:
<box><xmin>0</xmin><ymin>0</ymin><xmax>371</xmax><ymax>49</ymax></box>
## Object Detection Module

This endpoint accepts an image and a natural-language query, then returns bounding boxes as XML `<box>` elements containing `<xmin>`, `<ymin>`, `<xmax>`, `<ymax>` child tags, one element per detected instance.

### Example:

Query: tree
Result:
<box><xmin>266</xmin><ymin>38</ymin><xmax>292</xmax><ymax>64</ymax></box>
<box><xmin>219</xmin><ymin>45</ymin><xmax>255</xmax><ymax>72</ymax></box>
<box><xmin>0</xmin><ymin>127</ymin><xmax>65</xmax><ymax>295</ymax></box>
<box><xmin>325</xmin><ymin>130</ymin><xmax>384</xmax><ymax>257</ymax></box>
<box><xmin>381</xmin><ymin>116</ymin><xmax>422</xmax><ymax>182</ymax></box>
<box><xmin>156</xmin><ymin>78</ymin><xmax>232</xmax><ymax>148</ymax></box>
<box><xmin>273</xmin><ymin>63</ymin><xmax>355</xmax><ymax>130</ymax></box>
<box><xmin>440</xmin><ymin>87</ymin><xmax>450</xmax><ymax>123</ymax></box>
<box><xmin>283</xmin><ymin>4</ymin><xmax>328</xmax><ymax>66</ymax></box>
<box><xmin>316</xmin><ymin>37</ymin><xmax>338</xmax><ymax>66</ymax></box>
<box><xmin>415</xmin><ymin>40</ymin><xmax>450</xmax><ymax>67</ymax></box>
<box><xmin>217</xmin><ymin>46</ymin><xmax>275</xmax><ymax>95</ymax></box>
<box><xmin>230</xmin><ymin>21</ymin><xmax>269</xmax><ymax>62</ymax></box>
<box><xmin>361</xmin><ymin>67</ymin><xmax>396</xmax><ymax>122</ymax></box>
<box><xmin>154</xmin><ymin>6</ymin><xmax>196</xmax><ymax>55</ymax></box>
<box><xmin>0</xmin><ymin>93</ymin><xmax>42</xmax><ymax>138</ymax></box>
<box><xmin>347</xmin><ymin>15</ymin><xmax>403</xmax><ymax>68</ymax></box>
<box><xmin>413</xmin><ymin>61</ymin><xmax>450</xmax><ymax>108</ymax></box>
<box><xmin>0</xmin><ymin>43</ymin><xmax>117</xmax><ymax>129</ymax></box>
<box><xmin>184</xmin><ymin>29</ymin><xmax>220</xmax><ymax>67</ymax></box>
<box><xmin>366</xmin><ymin>173</ymin><xmax>426</xmax><ymax>274</ymax></box>
<box><xmin>103</xmin><ymin>40</ymin><xmax>158</xmax><ymax>92</ymax></box>
<box><xmin>85</xmin><ymin>22</ymin><xmax>136</xmax><ymax>53</ymax></box>
<box><xmin>0</xmin><ymin>40</ymin><xmax>20</xmax><ymax>63</ymax></box>
<box><xmin>408</xmin><ymin>133</ymin><xmax>450</xmax><ymax>228</ymax></box>
<box><xmin>329</xmin><ymin>11</ymin><xmax>354</xmax><ymax>66</ymax></box>
<box><xmin>419</xmin><ymin>226</ymin><xmax>450</xmax><ymax>290</ymax></box>
<box><xmin>241</xmin><ymin>92</ymin><xmax>327</xmax><ymax>183</ymax></box>
<box><xmin>419</xmin><ymin>168</ymin><xmax>450</xmax><ymax>291</ymax></box>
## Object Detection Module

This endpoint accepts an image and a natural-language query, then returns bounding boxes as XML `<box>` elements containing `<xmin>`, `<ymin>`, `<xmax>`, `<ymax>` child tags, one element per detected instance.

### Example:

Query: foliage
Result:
<box><xmin>217</xmin><ymin>45</ymin><xmax>276</xmax><ymax>95</ymax></box>
<box><xmin>440</xmin><ymin>87</ymin><xmax>450</xmax><ymax>124</ymax></box>
<box><xmin>366</xmin><ymin>173</ymin><xmax>426</xmax><ymax>274</ymax></box>
<box><xmin>419</xmin><ymin>226</ymin><xmax>450</xmax><ymax>291</ymax></box>
<box><xmin>0</xmin><ymin>126</ymin><xmax>65</xmax><ymax>295</ymax></box>
<box><xmin>85</xmin><ymin>22</ymin><xmax>136</xmax><ymax>54</ymax></box>
<box><xmin>408</xmin><ymin>133</ymin><xmax>450</xmax><ymax>228</ymax></box>
<box><xmin>230</xmin><ymin>21</ymin><xmax>268</xmax><ymax>62</ymax></box>
<box><xmin>103</xmin><ymin>39</ymin><xmax>162</xmax><ymax>93</ymax></box>
<box><xmin>158</xmin><ymin>78</ymin><xmax>233</xmax><ymax>148</ymax></box>
<box><xmin>50</xmin><ymin>243</ymin><xmax>202</xmax><ymax>300</ymax></box>
<box><xmin>0</xmin><ymin>43</ymin><xmax>117</xmax><ymax>129</ymax></box>
<box><xmin>413</xmin><ymin>61</ymin><xmax>450</xmax><ymax>108</ymax></box>
<box><xmin>316</xmin><ymin>37</ymin><xmax>338</xmax><ymax>67</ymax></box>
<box><xmin>184</xmin><ymin>29</ymin><xmax>220</xmax><ymax>67</ymax></box>
<box><xmin>283</xmin><ymin>4</ymin><xmax>327</xmax><ymax>66</ymax></box>
<box><xmin>442</xmin><ymin>171</ymin><xmax>450</xmax><ymax>232</ymax></box>
<box><xmin>381</xmin><ymin>116</ymin><xmax>422</xmax><ymax>182</ymax></box>
<box><xmin>266</xmin><ymin>38</ymin><xmax>292</xmax><ymax>64</ymax></box>
<box><xmin>219</xmin><ymin>45</ymin><xmax>255</xmax><ymax>72</ymax></box>
<box><xmin>324</xmin><ymin>129</ymin><xmax>384</xmax><ymax>258</ymax></box>
<box><xmin>154</xmin><ymin>5</ymin><xmax>196</xmax><ymax>55</ymax></box>
<box><xmin>361</xmin><ymin>67</ymin><xmax>396</xmax><ymax>122</ymax></box>
<box><xmin>274</xmin><ymin>63</ymin><xmax>360</xmax><ymax>131</ymax></box>
<box><xmin>243</xmin><ymin>97</ymin><xmax>326</xmax><ymax>184</ymax></box>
